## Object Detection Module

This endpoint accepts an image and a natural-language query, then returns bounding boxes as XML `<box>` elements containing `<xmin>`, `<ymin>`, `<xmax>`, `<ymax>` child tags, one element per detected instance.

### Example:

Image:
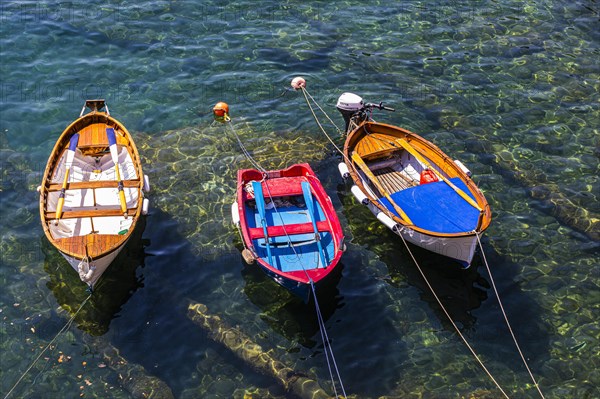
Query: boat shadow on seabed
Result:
<box><xmin>336</xmin><ymin>181</ymin><xmax>550</xmax><ymax>361</ymax></box>
<box><xmin>40</xmin><ymin>215</ymin><xmax>148</xmax><ymax>336</ymax></box>
<box><xmin>240</xmin><ymin>255</ymin><xmax>345</xmax><ymax>349</ymax></box>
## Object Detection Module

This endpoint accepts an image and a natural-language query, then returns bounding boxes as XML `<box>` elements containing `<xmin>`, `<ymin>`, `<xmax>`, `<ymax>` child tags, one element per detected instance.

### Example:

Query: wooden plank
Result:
<box><xmin>261</xmin><ymin>178</ymin><xmax>304</xmax><ymax>197</ymax></box>
<box><xmin>46</xmin><ymin>207</ymin><xmax>137</xmax><ymax>220</ymax></box>
<box><xmin>77</xmin><ymin>123</ymin><xmax>128</xmax><ymax>148</ymax></box>
<box><xmin>78</xmin><ymin>122</ymin><xmax>109</xmax><ymax>147</ymax></box>
<box><xmin>46</xmin><ymin>180</ymin><xmax>141</xmax><ymax>191</ymax></box>
<box><xmin>352</xmin><ymin>152</ymin><xmax>413</xmax><ymax>224</ymax></box>
<box><xmin>388</xmin><ymin>172</ymin><xmax>410</xmax><ymax>191</ymax></box>
<box><xmin>55</xmin><ymin>234</ymin><xmax>125</xmax><ymax>258</ymax></box>
<box><xmin>375</xmin><ymin>169</ymin><xmax>396</xmax><ymax>194</ymax></box>
<box><xmin>385</xmin><ymin>169</ymin><xmax>408</xmax><ymax>191</ymax></box>
<box><xmin>375</xmin><ymin>167</ymin><xmax>420</xmax><ymax>193</ymax></box>
<box><xmin>393</xmin><ymin>168</ymin><xmax>417</xmax><ymax>187</ymax></box>
<box><xmin>356</xmin><ymin>133</ymin><xmax>402</xmax><ymax>160</ymax></box>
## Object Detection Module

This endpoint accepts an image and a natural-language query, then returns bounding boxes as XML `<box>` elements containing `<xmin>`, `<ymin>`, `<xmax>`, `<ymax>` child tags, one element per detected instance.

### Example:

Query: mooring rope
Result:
<box><xmin>300</xmin><ymin>88</ymin><xmax>348</xmax><ymax>162</ymax></box>
<box><xmin>223</xmin><ymin>115</ymin><xmax>347</xmax><ymax>398</ymax></box>
<box><xmin>296</xmin><ymin>88</ymin><xmax>516</xmax><ymax>398</ymax></box>
<box><xmin>301</xmin><ymin>88</ymin><xmax>344</xmax><ymax>136</ymax></box>
<box><xmin>224</xmin><ymin>119</ymin><xmax>266</xmax><ymax>174</ymax></box>
<box><xmin>476</xmin><ymin>233</ymin><xmax>546</xmax><ymax>399</ymax></box>
<box><xmin>260</xmin><ymin>175</ymin><xmax>347</xmax><ymax>399</ymax></box>
<box><xmin>4</xmin><ymin>293</ymin><xmax>92</xmax><ymax>399</ymax></box>
<box><xmin>310</xmin><ymin>280</ymin><xmax>347</xmax><ymax>398</ymax></box>
<box><xmin>396</xmin><ymin>232</ymin><xmax>512</xmax><ymax>399</ymax></box>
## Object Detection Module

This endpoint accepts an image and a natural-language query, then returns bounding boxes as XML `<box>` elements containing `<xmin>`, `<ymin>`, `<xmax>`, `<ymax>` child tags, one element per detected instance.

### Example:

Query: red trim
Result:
<box><xmin>249</xmin><ymin>220</ymin><xmax>330</xmax><ymax>239</ymax></box>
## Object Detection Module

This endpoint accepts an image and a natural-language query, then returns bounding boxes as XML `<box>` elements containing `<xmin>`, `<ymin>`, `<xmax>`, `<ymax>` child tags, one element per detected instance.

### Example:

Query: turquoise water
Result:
<box><xmin>1</xmin><ymin>1</ymin><xmax>599</xmax><ymax>398</ymax></box>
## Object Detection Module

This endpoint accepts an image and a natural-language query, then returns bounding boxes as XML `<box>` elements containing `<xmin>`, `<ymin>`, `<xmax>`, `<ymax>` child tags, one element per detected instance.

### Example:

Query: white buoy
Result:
<box><xmin>350</xmin><ymin>185</ymin><xmax>369</xmax><ymax>205</ymax></box>
<box><xmin>338</xmin><ymin>162</ymin><xmax>350</xmax><ymax>179</ymax></box>
<box><xmin>291</xmin><ymin>76</ymin><xmax>306</xmax><ymax>90</ymax></box>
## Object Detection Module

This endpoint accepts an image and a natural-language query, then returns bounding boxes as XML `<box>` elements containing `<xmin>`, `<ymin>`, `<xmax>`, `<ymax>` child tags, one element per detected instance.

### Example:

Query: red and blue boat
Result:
<box><xmin>231</xmin><ymin>163</ymin><xmax>345</xmax><ymax>301</ymax></box>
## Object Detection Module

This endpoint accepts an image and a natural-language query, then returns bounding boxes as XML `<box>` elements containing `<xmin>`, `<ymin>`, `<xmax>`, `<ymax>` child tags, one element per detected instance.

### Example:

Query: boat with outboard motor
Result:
<box><xmin>38</xmin><ymin>100</ymin><xmax>150</xmax><ymax>289</ymax></box>
<box><xmin>334</xmin><ymin>92</ymin><xmax>491</xmax><ymax>266</ymax></box>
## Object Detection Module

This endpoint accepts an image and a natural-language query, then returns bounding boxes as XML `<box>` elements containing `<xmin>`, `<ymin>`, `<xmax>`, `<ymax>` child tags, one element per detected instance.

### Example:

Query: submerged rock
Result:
<box><xmin>136</xmin><ymin>124</ymin><xmax>331</xmax><ymax>259</ymax></box>
<box><xmin>187</xmin><ymin>302</ymin><xmax>333</xmax><ymax>399</ymax></box>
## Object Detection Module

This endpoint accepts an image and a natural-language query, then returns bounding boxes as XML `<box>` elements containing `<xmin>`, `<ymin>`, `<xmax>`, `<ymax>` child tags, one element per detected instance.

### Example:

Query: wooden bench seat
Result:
<box><xmin>46</xmin><ymin>207</ymin><xmax>137</xmax><ymax>220</ymax></box>
<box><xmin>248</xmin><ymin>177</ymin><xmax>305</xmax><ymax>199</ymax></box>
<box><xmin>249</xmin><ymin>220</ymin><xmax>329</xmax><ymax>239</ymax></box>
<box><xmin>46</xmin><ymin>179</ymin><xmax>140</xmax><ymax>191</ymax></box>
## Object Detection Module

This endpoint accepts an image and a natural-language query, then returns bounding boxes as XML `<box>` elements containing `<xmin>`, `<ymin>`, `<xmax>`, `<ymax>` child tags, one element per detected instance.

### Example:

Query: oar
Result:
<box><xmin>395</xmin><ymin>138</ymin><xmax>482</xmax><ymax>212</ymax></box>
<box><xmin>55</xmin><ymin>134</ymin><xmax>79</xmax><ymax>224</ymax></box>
<box><xmin>301</xmin><ymin>181</ymin><xmax>327</xmax><ymax>268</ymax></box>
<box><xmin>252</xmin><ymin>181</ymin><xmax>273</xmax><ymax>266</ymax></box>
<box><xmin>351</xmin><ymin>152</ymin><xmax>413</xmax><ymax>224</ymax></box>
<box><xmin>106</xmin><ymin>127</ymin><xmax>128</xmax><ymax>217</ymax></box>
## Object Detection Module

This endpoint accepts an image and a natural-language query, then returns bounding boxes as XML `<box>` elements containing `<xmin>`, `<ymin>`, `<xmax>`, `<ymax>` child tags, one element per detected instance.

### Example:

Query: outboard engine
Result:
<box><xmin>336</xmin><ymin>93</ymin><xmax>364</xmax><ymax>133</ymax></box>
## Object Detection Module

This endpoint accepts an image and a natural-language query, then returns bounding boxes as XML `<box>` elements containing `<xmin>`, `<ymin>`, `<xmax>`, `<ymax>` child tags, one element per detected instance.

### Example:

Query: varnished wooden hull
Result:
<box><xmin>39</xmin><ymin>102</ymin><xmax>146</xmax><ymax>288</ymax></box>
<box><xmin>343</xmin><ymin>121</ymin><xmax>491</xmax><ymax>266</ymax></box>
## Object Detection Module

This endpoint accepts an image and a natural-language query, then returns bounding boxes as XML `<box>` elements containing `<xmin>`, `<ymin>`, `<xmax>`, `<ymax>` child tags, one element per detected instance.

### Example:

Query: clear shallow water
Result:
<box><xmin>1</xmin><ymin>1</ymin><xmax>599</xmax><ymax>398</ymax></box>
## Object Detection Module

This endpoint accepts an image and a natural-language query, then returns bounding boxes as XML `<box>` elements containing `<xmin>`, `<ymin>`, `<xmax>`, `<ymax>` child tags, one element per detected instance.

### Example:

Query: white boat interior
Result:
<box><xmin>46</xmin><ymin>145</ymin><xmax>138</xmax><ymax>240</ymax></box>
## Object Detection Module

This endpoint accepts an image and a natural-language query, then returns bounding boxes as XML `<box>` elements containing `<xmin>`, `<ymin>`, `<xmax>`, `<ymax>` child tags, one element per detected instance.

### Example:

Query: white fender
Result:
<box><xmin>142</xmin><ymin>198</ymin><xmax>150</xmax><ymax>215</ymax></box>
<box><xmin>231</xmin><ymin>201</ymin><xmax>240</xmax><ymax>225</ymax></box>
<box><xmin>338</xmin><ymin>162</ymin><xmax>350</xmax><ymax>179</ymax></box>
<box><xmin>376</xmin><ymin>211</ymin><xmax>400</xmax><ymax>232</ymax></box>
<box><xmin>143</xmin><ymin>174</ymin><xmax>151</xmax><ymax>192</ymax></box>
<box><xmin>350</xmin><ymin>185</ymin><xmax>369</xmax><ymax>205</ymax></box>
<box><xmin>36</xmin><ymin>185</ymin><xmax>41</xmax><ymax>193</ymax></box>
<box><xmin>454</xmin><ymin>159</ymin><xmax>472</xmax><ymax>177</ymax></box>
<box><xmin>78</xmin><ymin>260</ymin><xmax>95</xmax><ymax>282</ymax></box>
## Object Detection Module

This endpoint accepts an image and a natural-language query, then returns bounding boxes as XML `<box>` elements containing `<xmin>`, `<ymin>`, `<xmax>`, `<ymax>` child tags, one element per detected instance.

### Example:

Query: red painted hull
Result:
<box><xmin>235</xmin><ymin>163</ymin><xmax>344</xmax><ymax>299</ymax></box>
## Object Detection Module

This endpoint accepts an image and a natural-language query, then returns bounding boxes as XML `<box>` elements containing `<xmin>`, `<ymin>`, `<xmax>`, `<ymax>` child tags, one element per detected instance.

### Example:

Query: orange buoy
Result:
<box><xmin>213</xmin><ymin>102</ymin><xmax>230</xmax><ymax>123</ymax></box>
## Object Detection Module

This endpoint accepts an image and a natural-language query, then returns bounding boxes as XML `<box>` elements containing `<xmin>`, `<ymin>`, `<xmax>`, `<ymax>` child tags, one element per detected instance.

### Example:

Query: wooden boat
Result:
<box><xmin>39</xmin><ymin>100</ymin><xmax>149</xmax><ymax>289</ymax></box>
<box><xmin>232</xmin><ymin>163</ymin><xmax>345</xmax><ymax>301</ymax></box>
<box><xmin>335</xmin><ymin>93</ymin><xmax>491</xmax><ymax>266</ymax></box>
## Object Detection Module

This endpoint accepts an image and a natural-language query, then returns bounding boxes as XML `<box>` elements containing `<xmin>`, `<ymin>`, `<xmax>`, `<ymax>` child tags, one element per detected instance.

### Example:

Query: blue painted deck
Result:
<box><xmin>245</xmin><ymin>195</ymin><xmax>335</xmax><ymax>272</ymax></box>
<box><xmin>379</xmin><ymin>177</ymin><xmax>480</xmax><ymax>233</ymax></box>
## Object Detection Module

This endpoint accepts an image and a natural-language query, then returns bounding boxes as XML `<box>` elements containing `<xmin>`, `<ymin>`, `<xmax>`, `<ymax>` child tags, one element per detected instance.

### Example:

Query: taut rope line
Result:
<box><xmin>300</xmin><ymin>87</ymin><xmax>347</xmax><ymax>162</ymax></box>
<box><xmin>311</xmin><ymin>280</ymin><xmax>347</xmax><ymax>398</ymax></box>
<box><xmin>260</xmin><ymin>179</ymin><xmax>347</xmax><ymax>398</ymax></box>
<box><xmin>216</xmin><ymin>106</ymin><xmax>346</xmax><ymax>398</ymax></box>
<box><xmin>224</xmin><ymin>119</ymin><xmax>266</xmax><ymax>174</ymax></box>
<box><xmin>292</xmin><ymin>78</ymin><xmax>539</xmax><ymax>398</ymax></box>
<box><xmin>476</xmin><ymin>233</ymin><xmax>546</xmax><ymax>399</ymax></box>
<box><xmin>397</xmin><ymin>232</ymin><xmax>512</xmax><ymax>399</ymax></box>
<box><xmin>4</xmin><ymin>293</ymin><xmax>93</xmax><ymax>399</ymax></box>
